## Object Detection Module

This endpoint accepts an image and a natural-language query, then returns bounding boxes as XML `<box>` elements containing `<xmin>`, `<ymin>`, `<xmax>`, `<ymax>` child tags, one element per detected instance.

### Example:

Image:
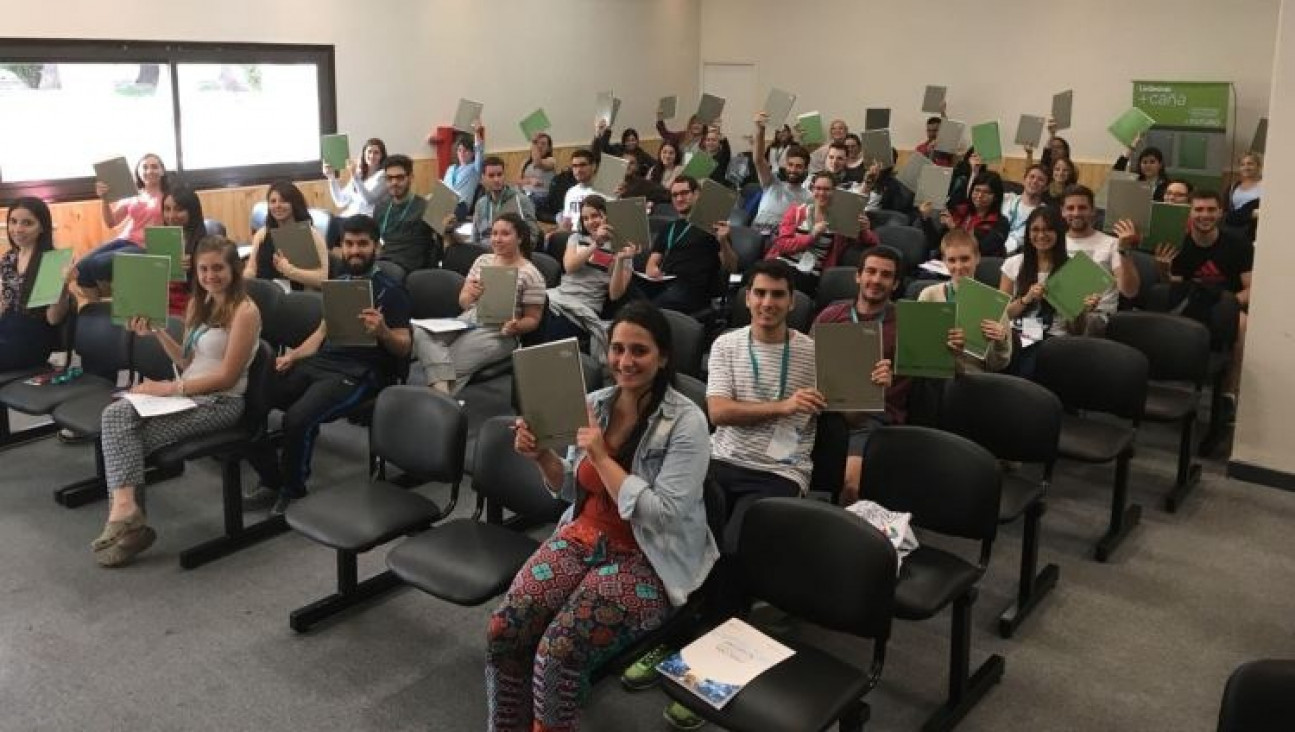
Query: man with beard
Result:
<box><xmin>1061</xmin><ymin>184</ymin><xmax>1140</xmax><ymax>328</ymax></box>
<box><xmin>752</xmin><ymin>112</ymin><xmax>811</xmax><ymax>235</ymax></box>
<box><xmin>643</xmin><ymin>176</ymin><xmax>737</xmax><ymax>313</ymax></box>
<box><xmin>445</xmin><ymin>155</ymin><xmax>540</xmax><ymax>246</ymax></box>
<box><xmin>374</xmin><ymin>154</ymin><xmax>441</xmax><ymax>277</ymax></box>
<box><xmin>250</xmin><ymin>214</ymin><xmax>412</xmax><ymax>514</ymax></box>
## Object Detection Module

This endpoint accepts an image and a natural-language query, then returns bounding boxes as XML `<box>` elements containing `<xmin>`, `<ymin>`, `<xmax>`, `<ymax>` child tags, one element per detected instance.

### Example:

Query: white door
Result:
<box><xmin>701</xmin><ymin>62</ymin><xmax>757</xmax><ymax>153</ymax></box>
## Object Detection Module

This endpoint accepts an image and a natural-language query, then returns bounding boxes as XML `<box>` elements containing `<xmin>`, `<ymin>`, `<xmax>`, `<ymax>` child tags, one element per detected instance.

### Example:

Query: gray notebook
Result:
<box><xmin>865</xmin><ymin>108</ymin><xmax>891</xmax><ymax>131</ymax></box>
<box><xmin>897</xmin><ymin>152</ymin><xmax>931</xmax><ymax>192</ymax></box>
<box><xmin>860</xmin><ymin>129</ymin><xmax>894</xmax><ymax>167</ymax></box>
<box><xmin>452</xmin><ymin>98</ymin><xmax>483</xmax><ymax>133</ymax></box>
<box><xmin>1052</xmin><ymin>90</ymin><xmax>1074</xmax><ymax>130</ymax></box>
<box><xmin>1015</xmin><ymin>114</ymin><xmax>1046</xmax><ymax>147</ymax></box>
<box><xmin>1103</xmin><ymin>178</ymin><xmax>1154</xmax><ymax>235</ymax></box>
<box><xmin>1251</xmin><ymin>117</ymin><xmax>1268</xmax><ymax>154</ymax></box>
<box><xmin>322</xmin><ymin>279</ymin><xmax>374</xmax><ymax>347</ymax></box>
<box><xmin>814</xmin><ymin>322</ymin><xmax>884</xmax><ymax>412</ymax></box>
<box><xmin>916</xmin><ymin>165</ymin><xmax>954</xmax><ymax>211</ymax></box>
<box><xmin>495</xmin><ymin>195</ymin><xmax>523</xmax><ymax>221</ymax></box>
<box><xmin>595</xmin><ymin>90</ymin><xmax>616</xmax><ymax>127</ymax></box>
<box><xmin>934</xmin><ymin>119</ymin><xmax>965</xmax><ymax>154</ymax></box>
<box><xmin>422</xmin><ymin>179</ymin><xmax>461</xmax><ymax>235</ymax></box>
<box><xmin>513</xmin><ymin>338</ymin><xmax>589</xmax><ymax>450</ymax></box>
<box><xmin>605</xmin><ymin>197</ymin><xmax>651</xmax><ymax>252</ymax></box>
<box><xmin>658</xmin><ymin>95</ymin><xmax>678</xmax><ymax>120</ymax></box>
<box><xmin>271</xmin><ymin>222</ymin><xmax>321</xmax><ymax>269</ymax></box>
<box><xmin>696</xmin><ymin>93</ymin><xmax>726</xmax><ymax>125</ymax></box>
<box><xmin>1096</xmin><ymin>170</ymin><xmax>1138</xmax><ymax>211</ymax></box>
<box><xmin>763</xmin><ymin>88</ymin><xmax>797</xmax><ymax>129</ymax></box>
<box><xmin>685</xmin><ymin>179</ymin><xmax>739</xmax><ymax>231</ymax></box>
<box><xmin>477</xmin><ymin>266</ymin><xmax>519</xmax><ymax>326</ymax></box>
<box><xmin>94</xmin><ymin>156</ymin><xmax>138</xmax><ymax>204</ymax></box>
<box><xmin>827</xmin><ymin>189</ymin><xmax>865</xmax><ymax>238</ymax></box>
<box><xmin>922</xmin><ymin>85</ymin><xmax>947</xmax><ymax>114</ymax></box>
<box><xmin>591</xmin><ymin>154</ymin><xmax>630</xmax><ymax>198</ymax></box>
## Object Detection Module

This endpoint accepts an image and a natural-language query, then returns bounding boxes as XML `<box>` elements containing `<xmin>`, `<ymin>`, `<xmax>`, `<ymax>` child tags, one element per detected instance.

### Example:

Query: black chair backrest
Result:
<box><xmin>203</xmin><ymin>218</ymin><xmax>227</xmax><ymax>238</ymax></box>
<box><xmin>133</xmin><ymin>317</ymin><xmax>185</xmax><ymax>382</ymax></box>
<box><xmin>661</xmin><ymin>308</ymin><xmax>704</xmax><ymax>378</ymax></box>
<box><xmin>875</xmin><ymin>225</ymin><xmax>927</xmax><ymax>273</ymax></box>
<box><xmin>863</xmin><ymin>425</ymin><xmax>1001</xmax><ymax>542</ymax></box>
<box><xmin>942</xmin><ymin>373</ymin><xmax>1062</xmax><ymax>464</ymax></box>
<box><xmin>702</xmin><ymin>477</ymin><xmax>726</xmax><ymax>545</ymax></box>
<box><xmin>473</xmin><ymin>416</ymin><xmax>566</xmax><ymax>522</ymax></box>
<box><xmin>442</xmin><ymin>243</ymin><xmax>489</xmax><ymax>277</ymax></box>
<box><xmin>73</xmin><ymin>302</ymin><xmax>131</xmax><ymax>381</ymax></box>
<box><xmin>728</xmin><ymin>225</ymin><xmax>765</xmax><ymax>273</ymax></box>
<box><xmin>672</xmin><ymin>373</ymin><xmax>708</xmax><ymax>422</ymax></box>
<box><xmin>240</xmin><ymin>340</ymin><xmax>276</xmax><ymax>432</ymax></box>
<box><xmin>579</xmin><ymin>352</ymin><xmax>603</xmax><ymax>393</ymax></box>
<box><xmin>407</xmin><ymin>269</ymin><xmax>465</xmax><ymax>319</ymax></box>
<box><xmin>816</xmin><ymin>266</ymin><xmax>859</xmax><ymax>312</ymax></box>
<box><xmin>530</xmin><ymin>251</ymin><xmax>562</xmax><ymax>289</ymax></box>
<box><xmin>1124</xmin><ymin>248</ymin><xmax>1161</xmax><ymax>305</ymax></box>
<box><xmin>372</xmin><ymin>386</ymin><xmax>467</xmax><ymax>484</ymax></box>
<box><xmin>739</xmin><ymin>498</ymin><xmax>897</xmax><ymax>640</ymax></box>
<box><xmin>1217</xmin><ymin>659</ymin><xmax>1295</xmax><ymax>732</ymax></box>
<box><xmin>809</xmin><ymin>411</ymin><xmax>849</xmax><ymax>499</ymax></box>
<box><xmin>868</xmin><ymin>209</ymin><xmax>910</xmax><ymax>229</ymax></box>
<box><xmin>788</xmin><ymin>290</ymin><xmax>814</xmax><ymax>333</ymax></box>
<box><xmin>975</xmin><ymin>256</ymin><xmax>1003</xmax><ymax>287</ymax></box>
<box><xmin>266</xmin><ymin>291</ymin><xmax>323</xmax><ymax>350</ymax></box>
<box><xmin>727</xmin><ymin>286</ymin><xmax>752</xmax><ymax>329</ymax></box>
<box><xmin>242</xmin><ymin>278</ymin><xmax>282</xmax><ymax>325</ymax></box>
<box><xmin>1035</xmin><ymin>336</ymin><xmax>1149</xmax><ymax>421</ymax></box>
<box><xmin>902</xmin><ymin>278</ymin><xmax>931</xmax><ymax>301</ymax></box>
<box><xmin>374</xmin><ymin>259</ymin><xmax>407</xmax><ymax>285</ymax></box>
<box><xmin>1107</xmin><ymin>311</ymin><xmax>1210</xmax><ymax>384</ymax></box>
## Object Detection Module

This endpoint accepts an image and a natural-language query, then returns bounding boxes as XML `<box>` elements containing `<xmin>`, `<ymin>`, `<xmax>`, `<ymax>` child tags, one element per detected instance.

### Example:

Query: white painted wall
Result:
<box><xmin>4</xmin><ymin>0</ymin><xmax>701</xmax><ymax>154</ymax></box>
<box><xmin>698</xmin><ymin>0</ymin><xmax>1279</xmax><ymax>162</ymax></box>
<box><xmin>1232</xmin><ymin>0</ymin><xmax>1295</xmax><ymax>478</ymax></box>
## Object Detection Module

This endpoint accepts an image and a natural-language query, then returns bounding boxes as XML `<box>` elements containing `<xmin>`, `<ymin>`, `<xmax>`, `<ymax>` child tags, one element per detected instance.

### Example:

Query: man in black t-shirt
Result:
<box><xmin>643</xmin><ymin>175</ymin><xmax>737</xmax><ymax>313</ymax></box>
<box><xmin>1157</xmin><ymin>189</ymin><xmax>1253</xmax><ymax>401</ymax></box>
<box><xmin>252</xmin><ymin>215</ymin><xmax>413</xmax><ymax>513</ymax></box>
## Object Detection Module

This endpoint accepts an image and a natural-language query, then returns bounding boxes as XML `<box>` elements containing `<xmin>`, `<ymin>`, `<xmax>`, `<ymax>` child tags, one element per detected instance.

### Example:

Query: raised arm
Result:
<box><xmin>753</xmin><ymin>113</ymin><xmax>774</xmax><ymax>188</ymax></box>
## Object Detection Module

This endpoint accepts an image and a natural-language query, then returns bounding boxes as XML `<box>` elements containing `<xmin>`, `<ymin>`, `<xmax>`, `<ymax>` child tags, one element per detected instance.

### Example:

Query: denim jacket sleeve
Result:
<box><xmin>615</xmin><ymin>404</ymin><xmax>711</xmax><ymax>532</ymax></box>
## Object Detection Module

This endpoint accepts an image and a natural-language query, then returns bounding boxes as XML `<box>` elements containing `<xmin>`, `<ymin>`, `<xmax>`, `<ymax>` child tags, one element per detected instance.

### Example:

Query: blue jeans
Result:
<box><xmin>76</xmin><ymin>240</ymin><xmax>144</xmax><ymax>287</ymax></box>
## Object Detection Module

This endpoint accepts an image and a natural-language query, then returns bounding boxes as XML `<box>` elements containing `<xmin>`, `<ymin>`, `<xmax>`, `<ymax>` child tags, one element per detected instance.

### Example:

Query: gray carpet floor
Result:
<box><xmin>2</xmin><ymin>400</ymin><xmax>1293</xmax><ymax>732</ymax></box>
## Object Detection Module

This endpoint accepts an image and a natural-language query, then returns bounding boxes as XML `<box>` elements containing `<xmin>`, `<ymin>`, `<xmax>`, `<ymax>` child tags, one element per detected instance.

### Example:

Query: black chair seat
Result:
<box><xmin>150</xmin><ymin>426</ymin><xmax>255</xmax><ymax>467</ymax></box>
<box><xmin>286</xmin><ymin>483</ymin><xmax>442</xmax><ymax>553</ymax></box>
<box><xmin>0</xmin><ymin>366</ymin><xmax>49</xmax><ymax>386</ymax></box>
<box><xmin>0</xmin><ymin>375</ymin><xmax>115</xmax><ymax>415</ymax></box>
<box><xmin>664</xmin><ymin>636</ymin><xmax>872</xmax><ymax>732</ymax></box>
<box><xmin>999</xmin><ymin>473</ymin><xmax>1045</xmax><ymax>523</ymax></box>
<box><xmin>1145</xmin><ymin>383</ymin><xmax>1196</xmax><ymax>422</ymax></box>
<box><xmin>387</xmin><ymin>520</ymin><xmax>539</xmax><ymax>605</ymax></box>
<box><xmin>50</xmin><ymin>390</ymin><xmax>117</xmax><ymax>436</ymax></box>
<box><xmin>893</xmin><ymin>546</ymin><xmax>983</xmax><ymax>620</ymax></box>
<box><xmin>1058</xmin><ymin>414</ymin><xmax>1135</xmax><ymax>463</ymax></box>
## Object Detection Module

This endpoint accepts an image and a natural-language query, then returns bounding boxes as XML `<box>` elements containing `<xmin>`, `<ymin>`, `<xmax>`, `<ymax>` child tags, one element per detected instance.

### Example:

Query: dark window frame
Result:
<box><xmin>0</xmin><ymin>38</ymin><xmax>336</xmax><ymax>203</ymax></box>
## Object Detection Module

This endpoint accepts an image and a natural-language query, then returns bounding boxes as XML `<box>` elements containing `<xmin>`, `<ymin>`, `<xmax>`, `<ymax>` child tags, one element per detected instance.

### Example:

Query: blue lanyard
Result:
<box><xmin>747</xmin><ymin>329</ymin><xmax>790</xmax><ymax>400</ymax></box>
<box><xmin>849</xmin><ymin>306</ymin><xmax>885</xmax><ymax>324</ymax></box>
<box><xmin>666</xmin><ymin>221</ymin><xmax>692</xmax><ymax>251</ymax></box>
<box><xmin>182</xmin><ymin>325</ymin><xmax>208</xmax><ymax>358</ymax></box>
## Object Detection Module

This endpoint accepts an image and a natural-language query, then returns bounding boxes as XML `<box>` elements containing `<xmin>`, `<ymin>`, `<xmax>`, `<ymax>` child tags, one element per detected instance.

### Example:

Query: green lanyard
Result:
<box><xmin>747</xmin><ymin>329</ymin><xmax>790</xmax><ymax>400</ymax></box>
<box><xmin>849</xmin><ymin>306</ymin><xmax>885</xmax><ymax>324</ymax></box>
<box><xmin>666</xmin><ymin>221</ymin><xmax>692</xmax><ymax>251</ymax></box>
<box><xmin>381</xmin><ymin>198</ymin><xmax>413</xmax><ymax>239</ymax></box>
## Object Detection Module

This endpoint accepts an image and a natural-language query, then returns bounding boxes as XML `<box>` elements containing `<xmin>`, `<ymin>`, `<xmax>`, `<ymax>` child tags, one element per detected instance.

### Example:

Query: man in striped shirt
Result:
<box><xmin>706</xmin><ymin>259</ymin><xmax>823</xmax><ymax>551</ymax></box>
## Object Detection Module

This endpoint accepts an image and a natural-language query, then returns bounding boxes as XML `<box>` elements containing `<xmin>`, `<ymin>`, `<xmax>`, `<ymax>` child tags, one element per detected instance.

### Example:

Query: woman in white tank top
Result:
<box><xmin>92</xmin><ymin>236</ymin><xmax>262</xmax><ymax>568</ymax></box>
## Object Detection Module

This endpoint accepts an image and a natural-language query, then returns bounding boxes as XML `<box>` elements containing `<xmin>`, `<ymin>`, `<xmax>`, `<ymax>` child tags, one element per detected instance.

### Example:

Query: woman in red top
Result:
<box><xmin>919</xmin><ymin>170</ymin><xmax>1009</xmax><ymax>258</ymax></box>
<box><xmin>766</xmin><ymin>171</ymin><xmax>879</xmax><ymax>297</ymax></box>
<box><xmin>75</xmin><ymin>153</ymin><xmax>168</xmax><ymax>299</ymax></box>
<box><xmin>162</xmin><ymin>188</ymin><xmax>209</xmax><ymax>317</ymax></box>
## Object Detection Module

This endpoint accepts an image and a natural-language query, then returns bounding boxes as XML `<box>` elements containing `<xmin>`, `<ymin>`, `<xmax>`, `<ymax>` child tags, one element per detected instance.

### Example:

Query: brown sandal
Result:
<box><xmin>94</xmin><ymin>524</ymin><xmax>157</xmax><ymax>568</ymax></box>
<box><xmin>91</xmin><ymin>512</ymin><xmax>147</xmax><ymax>551</ymax></box>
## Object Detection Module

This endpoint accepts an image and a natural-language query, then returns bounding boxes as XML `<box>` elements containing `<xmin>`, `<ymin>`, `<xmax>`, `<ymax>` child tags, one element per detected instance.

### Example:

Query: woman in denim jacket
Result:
<box><xmin>487</xmin><ymin>300</ymin><xmax>717</xmax><ymax>731</ymax></box>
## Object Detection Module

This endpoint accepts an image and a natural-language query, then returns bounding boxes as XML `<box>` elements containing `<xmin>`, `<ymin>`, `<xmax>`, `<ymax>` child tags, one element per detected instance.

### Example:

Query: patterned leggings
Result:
<box><xmin>100</xmin><ymin>396</ymin><xmax>244</xmax><ymax>506</ymax></box>
<box><xmin>486</xmin><ymin>536</ymin><xmax>670</xmax><ymax>732</ymax></box>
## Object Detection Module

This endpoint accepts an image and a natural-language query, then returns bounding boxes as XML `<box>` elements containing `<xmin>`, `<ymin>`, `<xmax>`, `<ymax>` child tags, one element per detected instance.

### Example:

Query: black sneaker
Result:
<box><xmin>242</xmin><ymin>484</ymin><xmax>278</xmax><ymax>511</ymax></box>
<box><xmin>270</xmin><ymin>487</ymin><xmax>308</xmax><ymax>517</ymax></box>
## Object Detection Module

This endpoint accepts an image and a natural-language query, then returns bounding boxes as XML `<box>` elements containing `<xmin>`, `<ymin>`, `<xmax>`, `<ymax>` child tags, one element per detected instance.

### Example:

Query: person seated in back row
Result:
<box><xmin>765</xmin><ymin>171</ymin><xmax>878</xmax><ymax>298</ymax></box>
<box><xmin>243</xmin><ymin>180</ymin><xmax>329</xmax><ymax>290</ymax></box>
<box><xmin>444</xmin><ymin>123</ymin><xmax>485</xmax><ymax>220</ymax></box>
<box><xmin>248</xmin><ymin>215</ymin><xmax>411</xmax><ymax>514</ymax></box>
<box><xmin>443</xmin><ymin>155</ymin><xmax>539</xmax><ymax>248</ymax></box>
<box><xmin>918</xmin><ymin>170</ymin><xmax>1010</xmax><ymax>258</ymax></box>
<box><xmin>641</xmin><ymin>176</ymin><xmax>737</xmax><ymax>314</ymax></box>
<box><xmin>374</xmin><ymin>154</ymin><xmax>442</xmax><ymax>278</ymax></box>
<box><xmin>751</xmin><ymin>112</ymin><xmax>811</xmax><ymax>237</ymax></box>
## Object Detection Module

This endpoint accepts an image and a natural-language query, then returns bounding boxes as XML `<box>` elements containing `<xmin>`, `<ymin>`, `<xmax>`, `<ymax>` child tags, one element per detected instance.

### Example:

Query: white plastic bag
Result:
<box><xmin>845</xmin><ymin>500</ymin><xmax>919</xmax><ymax>572</ymax></box>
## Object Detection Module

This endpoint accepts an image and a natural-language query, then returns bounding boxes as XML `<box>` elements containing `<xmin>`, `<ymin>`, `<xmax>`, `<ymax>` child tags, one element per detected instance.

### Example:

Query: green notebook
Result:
<box><xmin>1178</xmin><ymin>133</ymin><xmax>1209</xmax><ymax>170</ymax></box>
<box><xmin>796</xmin><ymin>112</ymin><xmax>825</xmax><ymax>146</ymax></box>
<box><xmin>970</xmin><ymin>121</ymin><xmax>1003</xmax><ymax>164</ymax></box>
<box><xmin>145</xmin><ymin>226</ymin><xmax>186</xmax><ymax>282</ymax></box>
<box><xmin>1143</xmin><ymin>203</ymin><xmax>1191</xmax><ymax>251</ymax></box>
<box><xmin>954</xmin><ymin>278</ymin><xmax>1012</xmax><ymax>361</ymax></box>
<box><xmin>111</xmin><ymin>253</ymin><xmax>172</xmax><ymax>327</ymax></box>
<box><xmin>24</xmin><ymin>248</ymin><xmax>73</xmax><ymax>309</ymax></box>
<box><xmin>1044</xmin><ymin>251</ymin><xmax>1115</xmax><ymax>321</ymax></box>
<box><xmin>519</xmin><ymin>109</ymin><xmax>551</xmax><ymax>141</ymax></box>
<box><xmin>895</xmin><ymin>300</ymin><xmax>956</xmax><ymax>379</ymax></box>
<box><xmin>1108</xmin><ymin>107</ymin><xmax>1157</xmax><ymax>147</ymax></box>
<box><xmin>320</xmin><ymin>133</ymin><xmax>349</xmax><ymax>171</ymax></box>
<box><xmin>680</xmin><ymin>151</ymin><xmax>718</xmax><ymax>180</ymax></box>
